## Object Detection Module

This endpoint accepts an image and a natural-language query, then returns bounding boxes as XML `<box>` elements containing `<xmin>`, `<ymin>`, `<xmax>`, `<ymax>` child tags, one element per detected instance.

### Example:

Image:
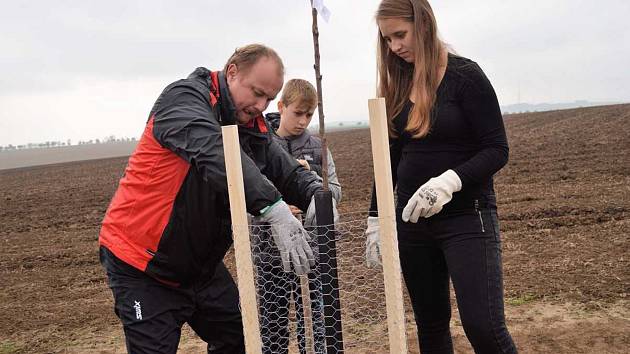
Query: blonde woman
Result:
<box><xmin>365</xmin><ymin>1</ymin><xmax>517</xmax><ymax>353</ymax></box>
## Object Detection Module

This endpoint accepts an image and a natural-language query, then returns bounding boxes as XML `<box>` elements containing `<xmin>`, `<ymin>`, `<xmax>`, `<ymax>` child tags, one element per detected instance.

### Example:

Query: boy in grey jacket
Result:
<box><xmin>256</xmin><ymin>79</ymin><xmax>341</xmax><ymax>354</ymax></box>
<box><xmin>267</xmin><ymin>83</ymin><xmax>341</xmax><ymax>205</ymax></box>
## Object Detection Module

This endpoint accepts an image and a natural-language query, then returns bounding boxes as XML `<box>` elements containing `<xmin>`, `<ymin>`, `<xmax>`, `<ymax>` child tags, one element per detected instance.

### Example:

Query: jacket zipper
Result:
<box><xmin>475</xmin><ymin>199</ymin><xmax>485</xmax><ymax>233</ymax></box>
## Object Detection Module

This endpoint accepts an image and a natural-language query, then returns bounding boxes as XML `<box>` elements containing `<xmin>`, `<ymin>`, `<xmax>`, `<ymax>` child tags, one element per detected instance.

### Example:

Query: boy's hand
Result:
<box><xmin>297</xmin><ymin>159</ymin><xmax>311</xmax><ymax>170</ymax></box>
<box><xmin>304</xmin><ymin>196</ymin><xmax>339</xmax><ymax>227</ymax></box>
<box><xmin>365</xmin><ymin>216</ymin><xmax>381</xmax><ymax>268</ymax></box>
<box><xmin>289</xmin><ymin>205</ymin><xmax>303</xmax><ymax>217</ymax></box>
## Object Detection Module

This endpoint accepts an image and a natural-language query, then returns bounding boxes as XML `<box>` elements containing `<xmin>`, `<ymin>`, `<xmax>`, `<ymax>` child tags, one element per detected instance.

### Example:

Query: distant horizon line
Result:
<box><xmin>1</xmin><ymin>100</ymin><xmax>627</xmax><ymax>148</ymax></box>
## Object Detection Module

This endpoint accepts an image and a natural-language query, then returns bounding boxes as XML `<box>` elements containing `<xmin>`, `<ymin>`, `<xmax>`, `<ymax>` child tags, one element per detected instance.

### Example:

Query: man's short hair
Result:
<box><xmin>280</xmin><ymin>79</ymin><xmax>318</xmax><ymax>110</ymax></box>
<box><xmin>223</xmin><ymin>44</ymin><xmax>284</xmax><ymax>76</ymax></box>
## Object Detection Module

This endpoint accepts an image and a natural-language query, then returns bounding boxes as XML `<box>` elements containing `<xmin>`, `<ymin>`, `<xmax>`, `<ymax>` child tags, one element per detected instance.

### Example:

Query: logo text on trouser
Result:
<box><xmin>133</xmin><ymin>300</ymin><xmax>142</xmax><ymax>320</ymax></box>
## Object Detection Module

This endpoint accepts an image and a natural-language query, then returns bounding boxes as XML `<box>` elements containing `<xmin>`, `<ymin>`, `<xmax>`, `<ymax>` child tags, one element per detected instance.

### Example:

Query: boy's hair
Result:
<box><xmin>280</xmin><ymin>79</ymin><xmax>318</xmax><ymax>110</ymax></box>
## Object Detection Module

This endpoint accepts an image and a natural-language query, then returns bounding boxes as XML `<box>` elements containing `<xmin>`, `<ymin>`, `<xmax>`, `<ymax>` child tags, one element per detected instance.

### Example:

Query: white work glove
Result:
<box><xmin>304</xmin><ymin>196</ymin><xmax>339</xmax><ymax>228</ymax></box>
<box><xmin>365</xmin><ymin>216</ymin><xmax>381</xmax><ymax>268</ymax></box>
<box><xmin>402</xmin><ymin>169</ymin><xmax>462</xmax><ymax>222</ymax></box>
<box><xmin>256</xmin><ymin>200</ymin><xmax>315</xmax><ymax>275</ymax></box>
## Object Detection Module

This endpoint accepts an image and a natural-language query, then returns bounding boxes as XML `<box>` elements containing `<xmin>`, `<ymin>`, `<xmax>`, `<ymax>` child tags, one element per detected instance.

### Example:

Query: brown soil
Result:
<box><xmin>1</xmin><ymin>104</ymin><xmax>629</xmax><ymax>353</ymax></box>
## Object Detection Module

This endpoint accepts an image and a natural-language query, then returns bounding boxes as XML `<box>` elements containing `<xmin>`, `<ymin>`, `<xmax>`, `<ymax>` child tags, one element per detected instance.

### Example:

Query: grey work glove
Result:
<box><xmin>365</xmin><ymin>216</ymin><xmax>381</xmax><ymax>268</ymax></box>
<box><xmin>402</xmin><ymin>169</ymin><xmax>462</xmax><ymax>222</ymax></box>
<box><xmin>256</xmin><ymin>200</ymin><xmax>315</xmax><ymax>275</ymax></box>
<box><xmin>304</xmin><ymin>196</ymin><xmax>339</xmax><ymax>228</ymax></box>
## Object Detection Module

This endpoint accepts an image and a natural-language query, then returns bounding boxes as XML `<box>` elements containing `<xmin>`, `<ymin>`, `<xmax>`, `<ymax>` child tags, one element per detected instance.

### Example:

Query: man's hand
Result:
<box><xmin>365</xmin><ymin>216</ymin><xmax>381</xmax><ymax>268</ymax></box>
<box><xmin>402</xmin><ymin>169</ymin><xmax>462</xmax><ymax>222</ymax></box>
<box><xmin>297</xmin><ymin>159</ymin><xmax>311</xmax><ymax>171</ymax></box>
<box><xmin>256</xmin><ymin>200</ymin><xmax>315</xmax><ymax>275</ymax></box>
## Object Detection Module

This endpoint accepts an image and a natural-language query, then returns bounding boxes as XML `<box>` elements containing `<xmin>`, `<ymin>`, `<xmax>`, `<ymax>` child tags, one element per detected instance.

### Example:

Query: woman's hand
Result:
<box><xmin>402</xmin><ymin>169</ymin><xmax>462</xmax><ymax>222</ymax></box>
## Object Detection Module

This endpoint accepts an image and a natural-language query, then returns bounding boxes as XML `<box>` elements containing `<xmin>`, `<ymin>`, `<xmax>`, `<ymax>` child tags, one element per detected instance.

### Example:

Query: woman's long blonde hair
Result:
<box><xmin>376</xmin><ymin>0</ymin><xmax>443</xmax><ymax>138</ymax></box>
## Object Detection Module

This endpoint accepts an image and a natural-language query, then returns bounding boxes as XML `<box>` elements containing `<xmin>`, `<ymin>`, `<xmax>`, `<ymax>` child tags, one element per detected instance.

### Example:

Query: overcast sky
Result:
<box><xmin>1</xmin><ymin>0</ymin><xmax>629</xmax><ymax>146</ymax></box>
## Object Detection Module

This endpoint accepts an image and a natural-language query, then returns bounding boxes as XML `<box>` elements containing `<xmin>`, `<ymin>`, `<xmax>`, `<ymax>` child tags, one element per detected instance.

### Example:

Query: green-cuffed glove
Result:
<box><xmin>256</xmin><ymin>200</ymin><xmax>315</xmax><ymax>275</ymax></box>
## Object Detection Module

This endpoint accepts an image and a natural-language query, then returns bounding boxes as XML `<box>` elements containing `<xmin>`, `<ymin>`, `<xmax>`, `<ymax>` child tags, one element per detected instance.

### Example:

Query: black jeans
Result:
<box><xmin>100</xmin><ymin>247</ymin><xmax>245</xmax><ymax>354</ymax></box>
<box><xmin>397</xmin><ymin>207</ymin><xmax>517</xmax><ymax>354</ymax></box>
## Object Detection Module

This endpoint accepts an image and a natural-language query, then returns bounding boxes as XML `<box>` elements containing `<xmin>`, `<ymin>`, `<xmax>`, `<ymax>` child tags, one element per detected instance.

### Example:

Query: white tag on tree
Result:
<box><xmin>311</xmin><ymin>0</ymin><xmax>332</xmax><ymax>22</ymax></box>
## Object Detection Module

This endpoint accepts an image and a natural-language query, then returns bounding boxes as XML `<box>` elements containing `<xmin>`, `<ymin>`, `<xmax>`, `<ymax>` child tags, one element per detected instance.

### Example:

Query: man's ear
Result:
<box><xmin>226</xmin><ymin>64</ymin><xmax>238</xmax><ymax>81</ymax></box>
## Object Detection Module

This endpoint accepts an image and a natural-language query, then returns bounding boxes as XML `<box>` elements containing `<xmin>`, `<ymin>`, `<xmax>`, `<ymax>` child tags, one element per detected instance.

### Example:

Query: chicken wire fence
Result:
<box><xmin>239</xmin><ymin>214</ymin><xmax>393</xmax><ymax>354</ymax></box>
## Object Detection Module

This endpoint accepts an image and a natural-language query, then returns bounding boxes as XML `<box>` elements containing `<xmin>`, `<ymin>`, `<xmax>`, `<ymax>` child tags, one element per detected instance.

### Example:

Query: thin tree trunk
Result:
<box><xmin>311</xmin><ymin>1</ymin><xmax>329</xmax><ymax>190</ymax></box>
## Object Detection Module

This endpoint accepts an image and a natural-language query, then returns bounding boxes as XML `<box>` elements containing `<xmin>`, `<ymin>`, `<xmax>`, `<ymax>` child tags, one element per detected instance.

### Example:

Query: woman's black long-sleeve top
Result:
<box><xmin>369</xmin><ymin>54</ymin><xmax>509</xmax><ymax>216</ymax></box>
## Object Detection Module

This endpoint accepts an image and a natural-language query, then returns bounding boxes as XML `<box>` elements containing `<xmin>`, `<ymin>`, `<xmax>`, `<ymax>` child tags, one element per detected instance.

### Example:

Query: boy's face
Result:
<box><xmin>278</xmin><ymin>100</ymin><xmax>316</xmax><ymax>136</ymax></box>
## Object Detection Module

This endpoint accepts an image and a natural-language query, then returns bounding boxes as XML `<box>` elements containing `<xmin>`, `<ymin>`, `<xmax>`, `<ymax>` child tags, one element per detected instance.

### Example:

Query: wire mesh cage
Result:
<box><xmin>243</xmin><ymin>214</ymin><xmax>390</xmax><ymax>354</ymax></box>
<box><xmin>222</xmin><ymin>98</ymin><xmax>406</xmax><ymax>354</ymax></box>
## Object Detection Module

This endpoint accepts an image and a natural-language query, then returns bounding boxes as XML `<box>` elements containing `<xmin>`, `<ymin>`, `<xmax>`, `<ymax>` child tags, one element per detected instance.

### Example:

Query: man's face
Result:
<box><xmin>278</xmin><ymin>100</ymin><xmax>316</xmax><ymax>136</ymax></box>
<box><xmin>226</xmin><ymin>57</ymin><xmax>284</xmax><ymax>124</ymax></box>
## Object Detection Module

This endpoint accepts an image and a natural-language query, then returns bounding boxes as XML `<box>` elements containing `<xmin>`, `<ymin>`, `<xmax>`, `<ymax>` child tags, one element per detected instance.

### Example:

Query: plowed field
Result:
<box><xmin>1</xmin><ymin>104</ymin><xmax>628</xmax><ymax>353</ymax></box>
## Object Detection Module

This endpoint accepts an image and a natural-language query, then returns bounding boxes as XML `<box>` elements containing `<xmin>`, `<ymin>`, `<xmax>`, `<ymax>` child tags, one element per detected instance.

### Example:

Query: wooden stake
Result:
<box><xmin>299</xmin><ymin>275</ymin><xmax>316</xmax><ymax>354</ymax></box>
<box><xmin>368</xmin><ymin>98</ymin><xmax>408</xmax><ymax>354</ymax></box>
<box><xmin>222</xmin><ymin>125</ymin><xmax>262</xmax><ymax>354</ymax></box>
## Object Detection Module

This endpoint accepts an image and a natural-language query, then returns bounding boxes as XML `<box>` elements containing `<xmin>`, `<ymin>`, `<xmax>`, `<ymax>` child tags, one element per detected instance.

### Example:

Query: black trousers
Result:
<box><xmin>397</xmin><ymin>207</ymin><xmax>517</xmax><ymax>354</ymax></box>
<box><xmin>100</xmin><ymin>247</ymin><xmax>245</xmax><ymax>354</ymax></box>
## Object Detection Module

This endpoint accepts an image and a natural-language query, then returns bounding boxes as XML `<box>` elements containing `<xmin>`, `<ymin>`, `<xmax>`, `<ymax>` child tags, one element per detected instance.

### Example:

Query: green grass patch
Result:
<box><xmin>0</xmin><ymin>341</ymin><xmax>19</xmax><ymax>354</ymax></box>
<box><xmin>505</xmin><ymin>294</ymin><xmax>537</xmax><ymax>306</ymax></box>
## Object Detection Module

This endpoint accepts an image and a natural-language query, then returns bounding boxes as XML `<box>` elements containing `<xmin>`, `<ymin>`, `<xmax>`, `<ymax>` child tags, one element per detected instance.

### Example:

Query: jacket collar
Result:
<box><xmin>275</xmin><ymin>128</ymin><xmax>312</xmax><ymax>147</ymax></box>
<box><xmin>217</xmin><ymin>71</ymin><xmax>237</xmax><ymax>126</ymax></box>
<box><xmin>185</xmin><ymin>67</ymin><xmax>237</xmax><ymax>125</ymax></box>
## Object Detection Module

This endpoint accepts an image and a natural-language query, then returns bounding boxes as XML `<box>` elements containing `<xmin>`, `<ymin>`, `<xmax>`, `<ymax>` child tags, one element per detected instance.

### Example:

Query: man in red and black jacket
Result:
<box><xmin>99</xmin><ymin>44</ymin><xmax>323</xmax><ymax>353</ymax></box>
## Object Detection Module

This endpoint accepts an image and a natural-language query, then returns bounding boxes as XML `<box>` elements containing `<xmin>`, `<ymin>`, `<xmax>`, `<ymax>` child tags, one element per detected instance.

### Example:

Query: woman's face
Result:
<box><xmin>378</xmin><ymin>18</ymin><xmax>416</xmax><ymax>63</ymax></box>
